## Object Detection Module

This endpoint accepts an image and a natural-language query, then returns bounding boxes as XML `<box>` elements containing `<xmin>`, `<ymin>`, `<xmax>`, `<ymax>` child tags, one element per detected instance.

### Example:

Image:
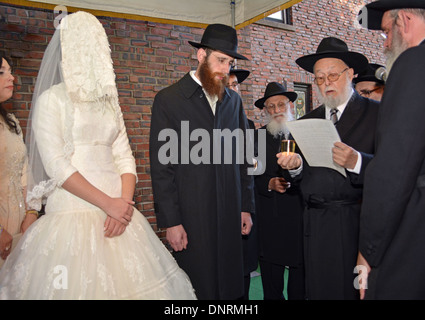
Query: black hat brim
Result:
<box><xmin>361</xmin><ymin>0</ymin><xmax>425</xmax><ymax>30</ymax></box>
<box><xmin>254</xmin><ymin>91</ymin><xmax>298</xmax><ymax>109</ymax></box>
<box><xmin>188</xmin><ymin>41</ymin><xmax>248</xmax><ymax>60</ymax></box>
<box><xmin>353</xmin><ymin>75</ymin><xmax>385</xmax><ymax>85</ymax></box>
<box><xmin>295</xmin><ymin>51</ymin><xmax>368</xmax><ymax>75</ymax></box>
<box><xmin>352</xmin><ymin>63</ymin><xmax>386</xmax><ymax>84</ymax></box>
<box><xmin>230</xmin><ymin>69</ymin><xmax>250</xmax><ymax>84</ymax></box>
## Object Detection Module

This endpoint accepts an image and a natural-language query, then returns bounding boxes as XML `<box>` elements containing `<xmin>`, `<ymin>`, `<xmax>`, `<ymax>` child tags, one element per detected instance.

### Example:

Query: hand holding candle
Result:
<box><xmin>277</xmin><ymin>139</ymin><xmax>302</xmax><ymax>170</ymax></box>
<box><xmin>281</xmin><ymin>139</ymin><xmax>296</xmax><ymax>154</ymax></box>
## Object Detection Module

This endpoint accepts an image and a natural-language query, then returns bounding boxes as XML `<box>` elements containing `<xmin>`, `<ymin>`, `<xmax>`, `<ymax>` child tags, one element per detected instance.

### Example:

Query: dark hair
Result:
<box><xmin>202</xmin><ymin>47</ymin><xmax>214</xmax><ymax>58</ymax></box>
<box><xmin>0</xmin><ymin>52</ymin><xmax>19</xmax><ymax>134</ymax></box>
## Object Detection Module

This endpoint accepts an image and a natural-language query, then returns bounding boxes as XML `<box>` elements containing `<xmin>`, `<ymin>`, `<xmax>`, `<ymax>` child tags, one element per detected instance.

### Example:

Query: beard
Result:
<box><xmin>384</xmin><ymin>23</ymin><xmax>409</xmax><ymax>74</ymax></box>
<box><xmin>266</xmin><ymin>110</ymin><xmax>294</xmax><ymax>139</ymax></box>
<box><xmin>198</xmin><ymin>58</ymin><xmax>228</xmax><ymax>101</ymax></box>
<box><xmin>318</xmin><ymin>79</ymin><xmax>353</xmax><ymax>110</ymax></box>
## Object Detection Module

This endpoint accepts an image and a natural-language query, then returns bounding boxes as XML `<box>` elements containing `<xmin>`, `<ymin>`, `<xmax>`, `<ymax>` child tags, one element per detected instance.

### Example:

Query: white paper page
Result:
<box><xmin>286</xmin><ymin>119</ymin><xmax>347</xmax><ymax>177</ymax></box>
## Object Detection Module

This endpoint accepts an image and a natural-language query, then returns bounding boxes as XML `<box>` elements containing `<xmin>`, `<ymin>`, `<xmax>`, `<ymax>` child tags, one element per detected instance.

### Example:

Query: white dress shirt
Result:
<box><xmin>190</xmin><ymin>70</ymin><xmax>218</xmax><ymax>115</ymax></box>
<box><xmin>325</xmin><ymin>90</ymin><xmax>361</xmax><ymax>174</ymax></box>
<box><xmin>288</xmin><ymin>89</ymin><xmax>362</xmax><ymax>178</ymax></box>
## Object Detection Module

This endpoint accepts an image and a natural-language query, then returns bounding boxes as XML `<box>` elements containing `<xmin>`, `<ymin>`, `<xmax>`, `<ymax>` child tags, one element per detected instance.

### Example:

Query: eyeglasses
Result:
<box><xmin>359</xmin><ymin>87</ymin><xmax>381</xmax><ymax>98</ymax></box>
<box><xmin>314</xmin><ymin>67</ymin><xmax>349</xmax><ymax>85</ymax></box>
<box><xmin>265</xmin><ymin>101</ymin><xmax>289</xmax><ymax>113</ymax></box>
<box><xmin>226</xmin><ymin>82</ymin><xmax>239</xmax><ymax>90</ymax></box>
<box><xmin>210</xmin><ymin>52</ymin><xmax>235</xmax><ymax>69</ymax></box>
<box><xmin>381</xmin><ymin>15</ymin><xmax>399</xmax><ymax>42</ymax></box>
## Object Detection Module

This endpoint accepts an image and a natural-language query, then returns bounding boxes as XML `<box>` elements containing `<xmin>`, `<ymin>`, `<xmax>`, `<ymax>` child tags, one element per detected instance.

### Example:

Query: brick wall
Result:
<box><xmin>243</xmin><ymin>0</ymin><xmax>385</xmax><ymax>125</ymax></box>
<box><xmin>0</xmin><ymin>0</ymin><xmax>384</xmax><ymax>241</ymax></box>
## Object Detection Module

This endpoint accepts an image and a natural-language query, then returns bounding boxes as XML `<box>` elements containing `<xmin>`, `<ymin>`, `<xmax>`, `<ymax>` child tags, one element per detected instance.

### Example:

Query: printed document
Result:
<box><xmin>286</xmin><ymin>119</ymin><xmax>346</xmax><ymax>177</ymax></box>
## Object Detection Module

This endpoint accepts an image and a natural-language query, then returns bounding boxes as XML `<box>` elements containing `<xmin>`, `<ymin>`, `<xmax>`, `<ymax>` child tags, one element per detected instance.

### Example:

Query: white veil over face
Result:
<box><xmin>26</xmin><ymin>11</ymin><xmax>120</xmax><ymax>210</ymax></box>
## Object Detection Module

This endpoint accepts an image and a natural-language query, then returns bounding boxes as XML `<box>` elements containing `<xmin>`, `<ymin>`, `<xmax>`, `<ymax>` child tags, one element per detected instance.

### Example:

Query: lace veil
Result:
<box><xmin>26</xmin><ymin>11</ymin><xmax>120</xmax><ymax>210</ymax></box>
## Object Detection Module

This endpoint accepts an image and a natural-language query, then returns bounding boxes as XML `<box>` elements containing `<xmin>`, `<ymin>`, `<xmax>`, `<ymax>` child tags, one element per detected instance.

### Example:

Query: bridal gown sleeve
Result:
<box><xmin>111</xmin><ymin>110</ymin><xmax>137</xmax><ymax>178</ymax></box>
<box><xmin>32</xmin><ymin>85</ymin><xmax>78</xmax><ymax>187</ymax></box>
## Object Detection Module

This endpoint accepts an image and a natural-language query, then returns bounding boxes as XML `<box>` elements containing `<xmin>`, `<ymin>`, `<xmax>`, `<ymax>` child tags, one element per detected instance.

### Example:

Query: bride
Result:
<box><xmin>0</xmin><ymin>11</ymin><xmax>196</xmax><ymax>300</ymax></box>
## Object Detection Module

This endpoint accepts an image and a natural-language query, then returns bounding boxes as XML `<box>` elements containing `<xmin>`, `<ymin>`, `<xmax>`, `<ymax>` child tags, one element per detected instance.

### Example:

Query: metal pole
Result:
<box><xmin>230</xmin><ymin>0</ymin><xmax>235</xmax><ymax>28</ymax></box>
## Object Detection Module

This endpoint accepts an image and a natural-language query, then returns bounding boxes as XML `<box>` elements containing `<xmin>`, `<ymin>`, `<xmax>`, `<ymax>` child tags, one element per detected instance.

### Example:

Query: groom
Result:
<box><xmin>150</xmin><ymin>23</ymin><xmax>255</xmax><ymax>300</ymax></box>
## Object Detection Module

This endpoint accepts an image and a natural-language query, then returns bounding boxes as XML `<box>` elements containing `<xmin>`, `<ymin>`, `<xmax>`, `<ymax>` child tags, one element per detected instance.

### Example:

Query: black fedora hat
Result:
<box><xmin>295</xmin><ymin>37</ymin><xmax>368</xmax><ymax>74</ymax></box>
<box><xmin>359</xmin><ymin>0</ymin><xmax>425</xmax><ymax>31</ymax></box>
<box><xmin>254</xmin><ymin>82</ymin><xmax>297</xmax><ymax>109</ymax></box>
<box><xmin>188</xmin><ymin>23</ymin><xmax>248</xmax><ymax>60</ymax></box>
<box><xmin>229</xmin><ymin>68</ymin><xmax>250</xmax><ymax>84</ymax></box>
<box><xmin>353</xmin><ymin>63</ymin><xmax>386</xmax><ymax>85</ymax></box>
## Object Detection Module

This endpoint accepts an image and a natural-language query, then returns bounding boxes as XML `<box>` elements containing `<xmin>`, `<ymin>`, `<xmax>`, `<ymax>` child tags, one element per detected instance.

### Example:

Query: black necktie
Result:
<box><xmin>330</xmin><ymin>109</ymin><xmax>339</xmax><ymax>125</ymax></box>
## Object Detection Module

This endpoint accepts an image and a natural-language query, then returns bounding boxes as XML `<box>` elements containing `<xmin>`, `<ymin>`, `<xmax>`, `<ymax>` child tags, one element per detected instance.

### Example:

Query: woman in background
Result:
<box><xmin>0</xmin><ymin>53</ymin><xmax>38</xmax><ymax>268</ymax></box>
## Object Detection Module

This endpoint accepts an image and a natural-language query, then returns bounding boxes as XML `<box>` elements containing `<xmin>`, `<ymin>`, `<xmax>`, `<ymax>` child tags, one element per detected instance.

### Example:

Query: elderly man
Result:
<box><xmin>357</xmin><ymin>0</ymin><xmax>425</xmax><ymax>300</ymax></box>
<box><xmin>150</xmin><ymin>24</ymin><xmax>255</xmax><ymax>300</ymax></box>
<box><xmin>353</xmin><ymin>63</ymin><xmax>386</xmax><ymax>101</ymax></box>
<box><xmin>277</xmin><ymin>37</ymin><xmax>380</xmax><ymax>299</ymax></box>
<box><xmin>254</xmin><ymin>82</ymin><xmax>305</xmax><ymax>300</ymax></box>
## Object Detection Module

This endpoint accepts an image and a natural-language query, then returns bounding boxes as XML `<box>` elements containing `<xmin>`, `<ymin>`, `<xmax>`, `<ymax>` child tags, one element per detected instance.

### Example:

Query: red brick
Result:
<box><xmin>0</xmin><ymin>0</ymin><xmax>382</xmax><ymax>242</ymax></box>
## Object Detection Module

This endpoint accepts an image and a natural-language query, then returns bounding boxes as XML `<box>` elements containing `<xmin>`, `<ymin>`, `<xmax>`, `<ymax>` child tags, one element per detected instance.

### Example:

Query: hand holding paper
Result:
<box><xmin>332</xmin><ymin>141</ymin><xmax>359</xmax><ymax>170</ymax></box>
<box><xmin>285</xmin><ymin>118</ymin><xmax>347</xmax><ymax>177</ymax></box>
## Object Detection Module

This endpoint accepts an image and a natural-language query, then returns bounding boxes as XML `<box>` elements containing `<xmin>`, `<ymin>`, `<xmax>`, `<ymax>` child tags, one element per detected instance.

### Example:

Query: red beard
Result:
<box><xmin>198</xmin><ymin>58</ymin><xmax>228</xmax><ymax>101</ymax></box>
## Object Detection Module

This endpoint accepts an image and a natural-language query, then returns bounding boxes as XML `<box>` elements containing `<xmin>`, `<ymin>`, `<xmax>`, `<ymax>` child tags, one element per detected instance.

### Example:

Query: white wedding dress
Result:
<box><xmin>0</xmin><ymin>83</ymin><xmax>196</xmax><ymax>300</ymax></box>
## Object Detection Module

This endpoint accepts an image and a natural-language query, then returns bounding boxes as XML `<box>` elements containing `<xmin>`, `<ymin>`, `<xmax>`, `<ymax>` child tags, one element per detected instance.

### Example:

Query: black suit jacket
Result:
<box><xmin>359</xmin><ymin>40</ymin><xmax>425</xmax><ymax>299</ymax></box>
<box><xmin>149</xmin><ymin>72</ymin><xmax>255</xmax><ymax>299</ymax></box>
<box><xmin>254</xmin><ymin>128</ymin><xmax>304</xmax><ymax>267</ymax></box>
<box><xmin>294</xmin><ymin>91</ymin><xmax>380</xmax><ymax>299</ymax></box>
<box><xmin>298</xmin><ymin>91</ymin><xmax>379</xmax><ymax>200</ymax></box>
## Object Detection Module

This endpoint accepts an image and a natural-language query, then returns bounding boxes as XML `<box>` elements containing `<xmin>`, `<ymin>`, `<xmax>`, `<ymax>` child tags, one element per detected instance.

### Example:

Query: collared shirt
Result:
<box><xmin>324</xmin><ymin>89</ymin><xmax>361</xmax><ymax>174</ymax></box>
<box><xmin>288</xmin><ymin>89</ymin><xmax>361</xmax><ymax>178</ymax></box>
<box><xmin>190</xmin><ymin>70</ymin><xmax>218</xmax><ymax>115</ymax></box>
<box><xmin>324</xmin><ymin>88</ymin><xmax>354</xmax><ymax>122</ymax></box>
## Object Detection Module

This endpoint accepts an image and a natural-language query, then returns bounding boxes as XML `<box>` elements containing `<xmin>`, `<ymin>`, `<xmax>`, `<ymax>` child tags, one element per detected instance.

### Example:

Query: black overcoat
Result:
<box><xmin>149</xmin><ymin>73</ymin><xmax>255</xmax><ymax>300</ymax></box>
<box><xmin>360</xmin><ymin>40</ymin><xmax>425</xmax><ymax>299</ymax></box>
<box><xmin>243</xmin><ymin>119</ymin><xmax>258</xmax><ymax>277</ymax></box>
<box><xmin>255</xmin><ymin>128</ymin><xmax>304</xmax><ymax>267</ymax></box>
<box><xmin>294</xmin><ymin>91</ymin><xmax>379</xmax><ymax>299</ymax></box>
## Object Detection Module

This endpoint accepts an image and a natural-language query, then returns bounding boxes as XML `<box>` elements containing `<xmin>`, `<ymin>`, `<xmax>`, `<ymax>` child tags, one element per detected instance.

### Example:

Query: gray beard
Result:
<box><xmin>266</xmin><ymin>113</ymin><xmax>292</xmax><ymax>139</ymax></box>
<box><xmin>385</xmin><ymin>24</ymin><xmax>409</xmax><ymax>74</ymax></box>
<box><xmin>319</xmin><ymin>82</ymin><xmax>353</xmax><ymax>110</ymax></box>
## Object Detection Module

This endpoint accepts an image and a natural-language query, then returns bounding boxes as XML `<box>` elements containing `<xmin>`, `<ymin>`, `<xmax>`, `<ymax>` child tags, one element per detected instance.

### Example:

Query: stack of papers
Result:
<box><xmin>286</xmin><ymin>119</ymin><xmax>346</xmax><ymax>177</ymax></box>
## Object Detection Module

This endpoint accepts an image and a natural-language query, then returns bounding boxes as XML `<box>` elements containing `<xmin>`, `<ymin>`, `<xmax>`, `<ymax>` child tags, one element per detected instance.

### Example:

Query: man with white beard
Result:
<box><xmin>277</xmin><ymin>37</ymin><xmax>380</xmax><ymax>300</ymax></box>
<box><xmin>254</xmin><ymin>82</ymin><xmax>305</xmax><ymax>300</ymax></box>
<box><xmin>357</xmin><ymin>0</ymin><xmax>425</xmax><ymax>300</ymax></box>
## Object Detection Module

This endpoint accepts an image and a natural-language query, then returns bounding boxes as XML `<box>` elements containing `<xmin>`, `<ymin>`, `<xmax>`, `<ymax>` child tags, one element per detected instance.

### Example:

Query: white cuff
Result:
<box><xmin>347</xmin><ymin>151</ymin><xmax>362</xmax><ymax>174</ymax></box>
<box><xmin>289</xmin><ymin>158</ymin><xmax>303</xmax><ymax>178</ymax></box>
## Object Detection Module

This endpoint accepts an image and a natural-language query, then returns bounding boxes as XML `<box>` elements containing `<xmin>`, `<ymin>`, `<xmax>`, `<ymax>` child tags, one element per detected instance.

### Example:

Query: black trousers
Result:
<box><xmin>259</xmin><ymin>259</ymin><xmax>305</xmax><ymax>300</ymax></box>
